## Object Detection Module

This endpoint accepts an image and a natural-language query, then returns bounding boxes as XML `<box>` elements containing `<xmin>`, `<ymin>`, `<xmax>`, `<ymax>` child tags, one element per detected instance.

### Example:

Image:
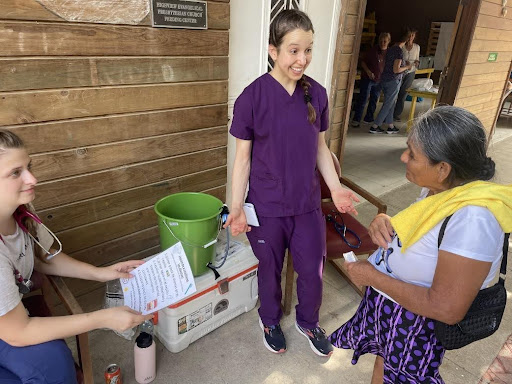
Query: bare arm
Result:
<box><xmin>345</xmin><ymin>250</ymin><xmax>491</xmax><ymax>324</ymax></box>
<box><xmin>393</xmin><ymin>59</ymin><xmax>412</xmax><ymax>74</ymax></box>
<box><xmin>0</xmin><ymin>302</ymin><xmax>152</xmax><ymax>347</ymax></box>
<box><xmin>34</xmin><ymin>252</ymin><xmax>145</xmax><ymax>282</ymax></box>
<box><xmin>224</xmin><ymin>138</ymin><xmax>252</xmax><ymax>236</ymax></box>
<box><xmin>316</xmin><ymin>132</ymin><xmax>359</xmax><ymax>214</ymax></box>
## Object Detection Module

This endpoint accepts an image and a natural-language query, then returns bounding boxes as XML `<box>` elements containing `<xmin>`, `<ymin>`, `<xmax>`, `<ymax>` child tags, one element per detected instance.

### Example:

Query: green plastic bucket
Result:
<box><xmin>154</xmin><ymin>192</ymin><xmax>223</xmax><ymax>276</ymax></box>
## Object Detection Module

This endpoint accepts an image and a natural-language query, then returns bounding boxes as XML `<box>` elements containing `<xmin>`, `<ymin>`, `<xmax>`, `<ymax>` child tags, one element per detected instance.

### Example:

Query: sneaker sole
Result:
<box><xmin>369</xmin><ymin>130</ymin><xmax>384</xmax><ymax>134</ymax></box>
<box><xmin>259</xmin><ymin>318</ymin><xmax>286</xmax><ymax>354</ymax></box>
<box><xmin>386</xmin><ymin>131</ymin><xmax>399</xmax><ymax>134</ymax></box>
<box><xmin>295</xmin><ymin>322</ymin><xmax>333</xmax><ymax>357</ymax></box>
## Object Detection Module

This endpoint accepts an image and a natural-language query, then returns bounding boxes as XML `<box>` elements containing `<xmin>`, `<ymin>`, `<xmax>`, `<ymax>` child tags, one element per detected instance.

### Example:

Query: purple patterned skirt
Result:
<box><xmin>328</xmin><ymin>287</ymin><xmax>445</xmax><ymax>383</ymax></box>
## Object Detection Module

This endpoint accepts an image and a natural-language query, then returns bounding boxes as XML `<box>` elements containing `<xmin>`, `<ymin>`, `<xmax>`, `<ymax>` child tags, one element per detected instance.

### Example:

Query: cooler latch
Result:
<box><xmin>217</xmin><ymin>278</ymin><xmax>229</xmax><ymax>294</ymax></box>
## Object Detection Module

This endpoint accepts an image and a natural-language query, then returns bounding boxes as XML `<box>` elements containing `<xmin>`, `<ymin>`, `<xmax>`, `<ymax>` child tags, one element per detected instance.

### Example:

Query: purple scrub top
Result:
<box><xmin>230</xmin><ymin>73</ymin><xmax>329</xmax><ymax>217</ymax></box>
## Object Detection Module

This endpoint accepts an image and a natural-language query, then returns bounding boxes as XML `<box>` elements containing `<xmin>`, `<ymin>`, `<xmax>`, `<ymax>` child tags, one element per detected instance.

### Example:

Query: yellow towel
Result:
<box><xmin>390</xmin><ymin>181</ymin><xmax>512</xmax><ymax>252</ymax></box>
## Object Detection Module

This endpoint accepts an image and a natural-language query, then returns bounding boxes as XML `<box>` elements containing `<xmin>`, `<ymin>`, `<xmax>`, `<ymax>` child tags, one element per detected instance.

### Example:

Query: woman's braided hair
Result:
<box><xmin>269</xmin><ymin>9</ymin><xmax>316</xmax><ymax>124</ymax></box>
<box><xmin>0</xmin><ymin>130</ymin><xmax>44</xmax><ymax>259</ymax></box>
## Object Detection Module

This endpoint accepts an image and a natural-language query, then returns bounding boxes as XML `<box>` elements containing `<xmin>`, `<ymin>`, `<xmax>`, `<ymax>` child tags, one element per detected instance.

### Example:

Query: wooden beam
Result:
<box><xmin>34</xmin><ymin>147</ymin><xmax>227</xmax><ymax>209</ymax></box>
<box><xmin>0</xmin><ymin>81</ymin><xmax>228</xmax><ymax>125</ymax></box>
<box><xmin>0</xmin><ymin>57</ymin><xmax>228</xmax><ymax>92</ymax></box>
<box><xmin>0</xmin><ymin>21</ymin><xmax>228</xmax><ymax>56</ymax></box>
<box><xmin>11</xmin><ymin>104</ymin><xmax>228</xmax><ymax>153</ymax></box>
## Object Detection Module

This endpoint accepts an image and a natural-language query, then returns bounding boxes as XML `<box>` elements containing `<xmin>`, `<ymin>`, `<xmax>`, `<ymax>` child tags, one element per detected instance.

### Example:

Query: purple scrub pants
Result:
<box><xmin>0</xmin><ymin>338</ymin><xmax>77</xmax><ymax>383</ymax></box>
<box><xmin>247</xmin><ymin>208</ymin><xmax>326</xmax><ymax>329</ymax></box>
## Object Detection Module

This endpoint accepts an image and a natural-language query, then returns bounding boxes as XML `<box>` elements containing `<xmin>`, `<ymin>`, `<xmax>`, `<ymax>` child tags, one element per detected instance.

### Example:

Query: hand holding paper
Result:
<box><xmin>120</xmin><ymin>242</ymin><xmax>197</xmax><ymax>315</ymax></box>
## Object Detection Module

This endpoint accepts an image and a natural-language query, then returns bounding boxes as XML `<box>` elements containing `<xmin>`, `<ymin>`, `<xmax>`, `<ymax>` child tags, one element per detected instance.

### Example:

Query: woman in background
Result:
<box><xmin>393</xmin><ymin>28</ymin><xmax>420</xmax><ymax>122</ymax></box>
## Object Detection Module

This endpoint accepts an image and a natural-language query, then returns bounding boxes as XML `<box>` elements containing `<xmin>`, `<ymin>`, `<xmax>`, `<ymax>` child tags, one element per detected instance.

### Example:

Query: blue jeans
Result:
<box><xmin>352</xmin><ymin>78</ymin><xmax>381</xmax><ymax>122</ymax></box>
<box><xmin>394</xmin><ymin>71</ymin><xmax>415</xmax><ymax>119</ymax></box>
<box><xmin>0</xmin><ymin>339</ymin><xmax>77</xmax><ymax>383</ymax></box>
<box><xmin>375</xmin><ymin>78</ymin><xmax>402</xmax><ymax>126</ymax></box>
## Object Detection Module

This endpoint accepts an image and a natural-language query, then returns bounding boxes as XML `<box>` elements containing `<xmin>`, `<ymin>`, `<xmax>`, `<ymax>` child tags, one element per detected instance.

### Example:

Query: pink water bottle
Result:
<box><xmin>134</xmin><ymin>321</ymin><xmax>156</xmax><ymax>383</ymax></box>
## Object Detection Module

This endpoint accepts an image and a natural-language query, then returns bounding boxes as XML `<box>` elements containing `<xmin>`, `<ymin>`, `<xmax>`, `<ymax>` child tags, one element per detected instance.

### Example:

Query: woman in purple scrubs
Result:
<box><xmin>225</xmin><ymin>9</ymin><xmax>358</xmax><ymax>357</ymax></box>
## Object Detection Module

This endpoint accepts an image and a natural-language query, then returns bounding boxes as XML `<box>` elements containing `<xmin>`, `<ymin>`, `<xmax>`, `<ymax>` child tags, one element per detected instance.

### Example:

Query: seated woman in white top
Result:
<box><xmin>329</xmin><ymin>106</ymin><xmax>512</xmax><ymax>384</ymax></box>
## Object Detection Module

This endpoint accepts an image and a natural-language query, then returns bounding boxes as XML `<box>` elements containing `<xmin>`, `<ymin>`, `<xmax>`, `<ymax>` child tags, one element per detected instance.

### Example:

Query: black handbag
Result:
<box><xmin>434</xmin><ymin>215</ymin><xmax>510</xmax><ymax>350</ymax></box>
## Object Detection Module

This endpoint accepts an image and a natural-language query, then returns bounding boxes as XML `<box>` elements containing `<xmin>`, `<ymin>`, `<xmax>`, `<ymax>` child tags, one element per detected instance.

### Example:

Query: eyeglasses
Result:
<box><xmin>326</xmin><ymin>210</ymin><xmax>361</xmax><ymax>249</ymax></box>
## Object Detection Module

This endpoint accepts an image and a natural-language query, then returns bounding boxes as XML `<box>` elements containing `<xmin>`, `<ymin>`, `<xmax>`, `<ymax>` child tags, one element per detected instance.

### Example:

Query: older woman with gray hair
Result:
<box><xmin>328</xmin><ymin>105</ymin><xmax>512</xmax><ymax>383</ymax></box>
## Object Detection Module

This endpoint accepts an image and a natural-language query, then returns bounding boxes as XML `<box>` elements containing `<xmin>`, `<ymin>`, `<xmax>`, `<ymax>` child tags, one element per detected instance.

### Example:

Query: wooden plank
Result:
<box><xmin>34</xmin><ymin>147</ymin><xmax>227</xmax><ymax>209</ymax></box>
<box><xmin>57</xmin><ymin>185</ymin><xmax>225</xmax><ymax>253</ymax></box>
<box><xmin>457</xmin><ymin>82</ymin><xmax>505</xmax><ymax>99</ymax></box>
<box><xmin>460</xmin><ymin>72</ymin><xmax>510</xmax><ymax>87</ymax></box>
<box><xmin>339</xmin><ymin>54</ymin><xmax>351</xmax><ymax>72</ymax></box>
<box><xmin>332</xmin><ymin>106</ymin><xmax>343</xmax><ymax>124</ymax></box>
<box><xmin>0</xmin><ymin>0</ymin><xmax>63</xmax><ymax>22</ymax></box>
<box><xmin>1</xmin><ymin>1</ymin><xmax>230</xmax><ymax>30</ymax></box>
<box><xmin>466</xmin><ymin>50</ymin><xmax>512</xmax><ymax>64</ymax></box>
<box><xmin>337</xmin><ymin>71</ymin><xmax>349</xmax><ymax>90</ymax></box>
<box><xmin>347</xmin><ymin>0</ymin><xmax>360</xmax><ymax>15</ymax></box>
<box><xmin>470</xmin><ymin>39</ymin><xmax>512</xmax><ymax>52</ymax></box>
<box><xmin>455</xmin><ymin>91</ymin><xmax>502</xmax><ymax>108</ymax></box>
<box><xmin>463</xmin><ymin>62</ymin><xmax>511</xmax><ymax>76</ymax></box>
<box><xmin>32</xmin><ymin>126</ymin><xmax>227</xmax><ymax>181</ymax></box>
<box><xmin>0</xmin><ymin>57</ymin><xmax>229</xmax><ymax>92</ymax></box>
<box><xmin>474</xmin><ymin>27</ymin><xmax>512</xmax><ymax>42</ymax></box>
<box><xmin>334</xmin><ymin>90</ymin><xmax>347</xmax><ymax>108</ymax></box>
<box><xmin>465</xmin><ymin>98</ymin><xmax>503</xmax><ymax>114</ymax></box>
<box><xmin>476</xmin><ymin>14</ymin><xmax>512</xmax><ymax>31</ymax></box>
<box><xmin>11</xmin><ymin>104</ymin><xmax>227</xmax><ymax>153</ymax></box>
<box><xmin>0</xmin><ymin>81</ymin><xmax>228</xmax><ymax>125</ymax></box>
<box><xmin>475</xmin><ymin>107</ymin><xmax>500</xmax><ymax>121</ymax></box>
<box><xmin>40</xmin><ymin>166</ymin><xmax>227</xmax><ymax>232</ymax></box>
<box><xmin>70</xmin><ymin>227</ymin><xmax>159</xmax><ymax>266</ymax></box>
<box><xmin>58</xmin><ymin>207</ymin><xmax>157</xmax><ymax>253</ymax></box>
<box><xmin>344</xmin><ymin>14</ymin><xmax>358</xmax><ymax>35</ymax></box>
<box><xmin>0</xmin><ymin>22</ymin><xmax>229</xmax><ymax>56</ymax></box>
<box><xmin>329</xmin><ymin>123</ymin><xmax>342</xmax><ymax>140</ymax></box>
<box><xmin>480</xmin><ymin>1</ymin><xmax>512</xmax><ymax>20</ymax></box>
<box><xmin>207</xmin><ymin>1</ymin><xmax>230</xmax><ymax>30</ymax></box>
<box><xmin>328</xmin><ymin>138</ymin><xmax>341</xmax><ymax>158</ymax></box>
<box><xmin>342</xmin><ymin>35</ymin><xmax>355</xmax><ymax>54</ymax></box>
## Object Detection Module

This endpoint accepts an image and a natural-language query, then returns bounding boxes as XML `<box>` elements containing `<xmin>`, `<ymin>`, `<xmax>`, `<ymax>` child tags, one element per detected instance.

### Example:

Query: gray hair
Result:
<box><xmin>409</xmin><ymin>106</ymin><xmax>495</xmax><ymax>185</ymax></box>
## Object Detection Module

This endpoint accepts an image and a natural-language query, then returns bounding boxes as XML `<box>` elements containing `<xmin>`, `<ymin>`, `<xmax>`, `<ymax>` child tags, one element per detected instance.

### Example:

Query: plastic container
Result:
<box><xmin>154</xmin><ymin>238</ymin><xmax>259</xmax><ymax>353</ymax></box>
<box><xmin>154</xmin><ymin>192</ymin><xmax>223</xmax><ymax>276</ymax></box>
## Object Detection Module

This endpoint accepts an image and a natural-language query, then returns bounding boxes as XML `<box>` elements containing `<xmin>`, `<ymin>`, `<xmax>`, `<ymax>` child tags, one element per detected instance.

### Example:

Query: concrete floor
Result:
<box><xmin>82</xmin><ymin>108</ymin><xmax>512</xmax><ymax>383</ymax></box>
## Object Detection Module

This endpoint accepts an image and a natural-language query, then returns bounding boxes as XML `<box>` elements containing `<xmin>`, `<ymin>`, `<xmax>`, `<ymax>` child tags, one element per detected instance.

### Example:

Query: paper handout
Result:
<box><xmin>121</xmin><ymin>242</ymin><xmax>196</xmax><ymax>315</ymax></box>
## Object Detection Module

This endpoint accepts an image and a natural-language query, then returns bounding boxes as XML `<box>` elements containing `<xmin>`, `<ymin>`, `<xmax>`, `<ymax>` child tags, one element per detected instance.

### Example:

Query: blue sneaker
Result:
<box><xmin>259</xmin><ymin>318</ymin><xmax>286</xmax><ymax>354</ymax></box>
<box><xmin>295</xmin><ymin>322</ymin><xmax>333</xmax><ymax>357</ymax></box>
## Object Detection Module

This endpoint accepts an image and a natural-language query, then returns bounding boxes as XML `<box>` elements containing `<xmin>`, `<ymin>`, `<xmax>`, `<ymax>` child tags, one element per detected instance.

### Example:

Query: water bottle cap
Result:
<box><xmin>136</xmin><ymin>331</ymin><xmax>153</xmax><ymax>348</ymax></box>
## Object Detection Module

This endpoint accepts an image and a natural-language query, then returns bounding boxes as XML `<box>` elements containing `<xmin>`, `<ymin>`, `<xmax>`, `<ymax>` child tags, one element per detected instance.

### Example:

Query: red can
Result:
<box><xmin>105</xmin><ymin>363</ymin><xmax>122</xmax><ymax>384</ymax></box>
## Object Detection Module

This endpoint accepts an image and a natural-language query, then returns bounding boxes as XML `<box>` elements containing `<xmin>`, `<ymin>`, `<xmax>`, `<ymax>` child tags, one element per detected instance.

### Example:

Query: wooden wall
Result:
<box><xmin>328</xmin><ymin>0</ymin><xmax>364</xmax><ymax>159</ymax></box>
<box><xmin>454</xmin><ymin>0</ymin><xmax>512</xmax><ymax>130</ymax></box>
<box><xmin>0</xmin><ymin>0</ymin><xmax>230</xmax><ymax>307</ymax></box>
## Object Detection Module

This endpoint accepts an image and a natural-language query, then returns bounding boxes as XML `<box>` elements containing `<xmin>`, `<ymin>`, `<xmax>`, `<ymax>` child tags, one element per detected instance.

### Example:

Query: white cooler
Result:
<box><xmin>154</xmin><ymin>238</ymin><xmax>259</xmax><ymax>353</ymax></box>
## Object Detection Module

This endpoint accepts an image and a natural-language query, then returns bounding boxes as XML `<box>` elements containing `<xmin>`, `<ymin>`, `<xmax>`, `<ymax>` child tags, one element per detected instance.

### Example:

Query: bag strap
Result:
<box><xmin>438</xmin><ymin>215</ymin><xmax>509</xmax><ymax>285</ymax></box>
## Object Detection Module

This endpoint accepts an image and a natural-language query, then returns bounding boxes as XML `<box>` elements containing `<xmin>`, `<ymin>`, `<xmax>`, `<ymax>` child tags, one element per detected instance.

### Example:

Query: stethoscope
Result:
<box><xmin>1</xmin><ymin>205</ymin><xmax>62</xmax><ymax>294</ymax></box>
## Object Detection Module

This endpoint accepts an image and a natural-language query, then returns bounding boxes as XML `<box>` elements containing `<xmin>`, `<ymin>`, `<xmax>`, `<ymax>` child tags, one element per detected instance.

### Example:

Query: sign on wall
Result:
<box><xmin>487</xmin><ymin>52</ymin><xmax>498</xmax><ymax>62</ymax></box>
<box><xmin>151</xmin><ymin>0</ymin><xmax>207</xmax><ymax>29</ymax></box>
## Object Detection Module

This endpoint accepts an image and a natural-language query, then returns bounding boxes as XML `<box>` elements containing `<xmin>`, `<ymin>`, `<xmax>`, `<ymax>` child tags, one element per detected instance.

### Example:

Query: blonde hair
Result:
<box><xmin>379</xmin><ymin>32</ymin><xmax>391</xmax><ymax>42</ymax></box>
